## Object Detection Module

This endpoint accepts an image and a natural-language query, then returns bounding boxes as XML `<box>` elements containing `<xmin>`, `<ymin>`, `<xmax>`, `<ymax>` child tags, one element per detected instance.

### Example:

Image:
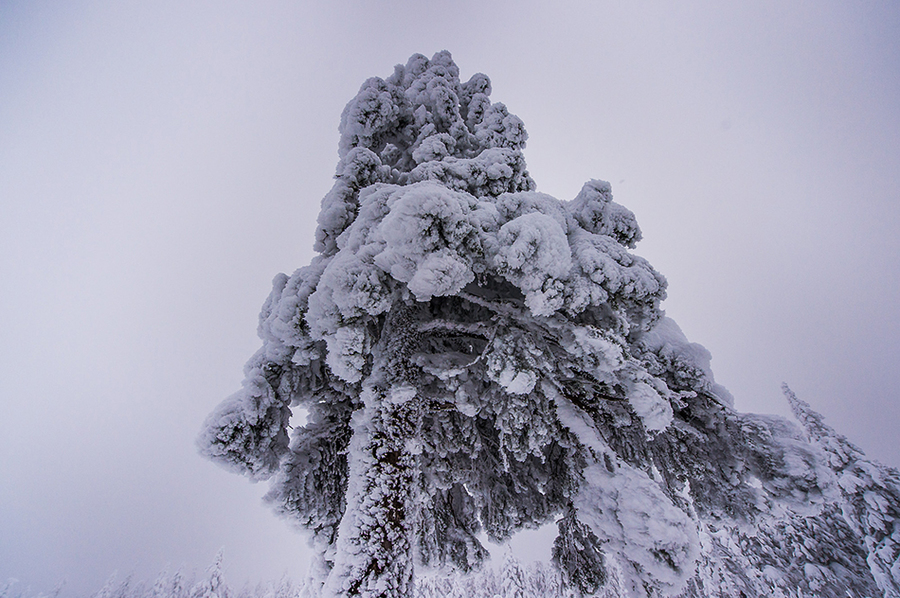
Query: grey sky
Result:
<box><xmin>1</xmin><ymin>1</ymin><xmax>898</xmax><ymax>595</ymax></box>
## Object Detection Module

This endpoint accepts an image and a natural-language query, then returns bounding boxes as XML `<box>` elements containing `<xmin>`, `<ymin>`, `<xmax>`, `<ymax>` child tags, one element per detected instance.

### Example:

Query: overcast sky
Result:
<box><xmin>1</xmin><ymin>1</ymin><xmax>899</xmax><ymax>595</ymax></box>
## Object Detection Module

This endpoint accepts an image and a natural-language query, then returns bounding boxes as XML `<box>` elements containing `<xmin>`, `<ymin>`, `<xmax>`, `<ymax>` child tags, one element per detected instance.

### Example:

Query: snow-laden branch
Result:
<box><xmin>417</xmin><ymin>319</ymin><xmax>491</xmax><ymax>337</ymax></box>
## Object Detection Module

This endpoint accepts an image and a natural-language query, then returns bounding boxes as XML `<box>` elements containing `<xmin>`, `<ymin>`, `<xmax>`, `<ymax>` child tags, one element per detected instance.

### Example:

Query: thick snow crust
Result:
<box><xmin>199</xmin><ymin>52</ymin><xmax>900</xmax><ymax>598</ymax></box>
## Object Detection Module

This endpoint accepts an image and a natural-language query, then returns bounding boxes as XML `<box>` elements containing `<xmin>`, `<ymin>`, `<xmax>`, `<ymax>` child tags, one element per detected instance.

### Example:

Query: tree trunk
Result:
<box><xmin>324</xmin><ymin>304</ymin><xmax>422</xmax><ymax>598</ymax></box>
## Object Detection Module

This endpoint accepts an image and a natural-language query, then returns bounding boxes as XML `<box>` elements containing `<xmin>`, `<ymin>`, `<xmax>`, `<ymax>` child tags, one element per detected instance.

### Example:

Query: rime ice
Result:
<box><xmin>199</xmin><ymin>52</ymin><xmax>900</xmax><ymax>598</ymax></box>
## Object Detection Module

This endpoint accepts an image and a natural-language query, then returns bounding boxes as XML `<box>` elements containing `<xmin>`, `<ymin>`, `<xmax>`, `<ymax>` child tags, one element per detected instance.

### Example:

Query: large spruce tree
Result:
<box><xmin>199</xmin><ymin>52</ymin><xmax>899</xmax><ymax>597</ymax></box>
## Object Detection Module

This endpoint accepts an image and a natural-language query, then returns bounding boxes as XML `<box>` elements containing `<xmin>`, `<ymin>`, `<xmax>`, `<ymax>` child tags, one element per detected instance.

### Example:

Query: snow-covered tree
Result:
<box><xmin>499</xmin><ymin>551</ymin><xmax>526</xmax><ymax>598</ymax></box>
<box><xmin>191</xmin><ymin>551</ymin><xmax>229</xmax><ymax>598</ymax></box>
<box><xmin>525</xmin><ymin>561</ymin><xmax>566</xmax><ymax>598</ymax></box>
<box><xmin>784</xmin><ymin>384</ymin><xmax>900</xmax><ymax>596</ymax></box>
<box><xmin>199</xmin><ymin>51</ymin><xmax>899</xmax><ymax>597</ymax></box>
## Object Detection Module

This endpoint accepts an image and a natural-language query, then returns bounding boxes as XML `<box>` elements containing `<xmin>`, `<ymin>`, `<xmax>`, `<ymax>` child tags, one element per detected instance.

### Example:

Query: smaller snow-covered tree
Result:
<box><xmin>525</xmin><ymin>561</ymin><xmax>567</xmax><ymax>598</ymax></box>
<box><xmin>499</xmin><ymin>551</ymin><xmax>526</xmax><ymax>598</ymax></box>
<box><xmin>92</xmin><ymin>573</ymin><xmax>133</xmax><ymax>598</ymax></box>
<box><xmin>170</xmin><ymin>571</ymin><xmax>189</xmax><ymax>598</ymax></box>
<box><xmin>150</xmin><ymin>568</ymin><xmax>174</xmax><ymax>598</ymax></box>
<box><xmin>191</xmin><ymin>551</ymin><xmax>230</xmax><ymax>598</ymax></box>
<box><xmin>784</xmin><ymin>384</ymin><xmax>900</xmax><ymax>597</ymax></box>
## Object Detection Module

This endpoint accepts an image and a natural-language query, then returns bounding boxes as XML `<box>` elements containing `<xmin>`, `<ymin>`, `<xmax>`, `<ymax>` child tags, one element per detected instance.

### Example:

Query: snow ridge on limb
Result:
<box><xmin>199</xmin><ymin>52</ymin><xmax>898</xmax><ymax>598</ymax></box>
